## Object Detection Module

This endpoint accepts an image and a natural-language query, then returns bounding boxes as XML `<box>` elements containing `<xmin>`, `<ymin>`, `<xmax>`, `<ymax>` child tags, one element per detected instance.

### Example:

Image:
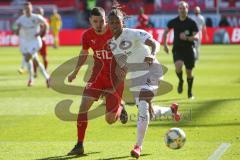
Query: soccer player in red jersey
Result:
<box><xmin>67</xmin><ymin>7</ymin><xmax>128</xmax><ymax>155</ymax></box>
<box><xmin>33</xmin><ymin>7</ymin><xmax>48</xmax><ymax>78</ymax></box>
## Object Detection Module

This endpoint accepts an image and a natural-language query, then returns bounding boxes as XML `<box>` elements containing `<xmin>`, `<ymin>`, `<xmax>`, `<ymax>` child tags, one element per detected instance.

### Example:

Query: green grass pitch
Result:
<box><xmin>0</xmin><ymin>45</ymin><xmax>240</xmax><ymax>160</ymax></box>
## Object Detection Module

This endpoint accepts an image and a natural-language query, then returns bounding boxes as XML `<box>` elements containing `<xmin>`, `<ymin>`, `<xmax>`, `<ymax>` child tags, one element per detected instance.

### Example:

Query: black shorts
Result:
<box><xmin>172</xmin><ymin>46</ymin><xmax>195</xmax><ymax>70</ymax></box>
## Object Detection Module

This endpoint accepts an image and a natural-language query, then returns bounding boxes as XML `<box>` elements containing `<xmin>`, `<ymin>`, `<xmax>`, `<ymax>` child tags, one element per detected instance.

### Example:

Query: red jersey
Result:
<box><xmin>82</xmin><ymin>27</ymin><xmax>113</xmax><ymax>75</ymax></box>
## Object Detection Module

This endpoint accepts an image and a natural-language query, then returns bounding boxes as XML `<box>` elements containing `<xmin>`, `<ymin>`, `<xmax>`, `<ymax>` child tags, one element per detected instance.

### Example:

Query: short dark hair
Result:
<box><xmin>90</xmin><ymin>7</ymin><xmax>105</xmax><ymax>17</ymax></box>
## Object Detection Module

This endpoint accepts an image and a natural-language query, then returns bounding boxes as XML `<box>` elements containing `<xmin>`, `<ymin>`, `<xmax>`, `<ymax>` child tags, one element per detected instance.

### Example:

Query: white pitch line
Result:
<box><xmin>208</xmin><ymin>143</ymin><xmax>231</xmax><ymax>160</ymax></box>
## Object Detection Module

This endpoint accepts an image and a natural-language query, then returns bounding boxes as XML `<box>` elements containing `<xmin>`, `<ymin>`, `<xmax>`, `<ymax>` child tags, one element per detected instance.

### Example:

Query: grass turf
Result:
<box><xmin>0</xmin><ymin>45</ymin><xmax>240</xmax><ymax>159</ymax></box>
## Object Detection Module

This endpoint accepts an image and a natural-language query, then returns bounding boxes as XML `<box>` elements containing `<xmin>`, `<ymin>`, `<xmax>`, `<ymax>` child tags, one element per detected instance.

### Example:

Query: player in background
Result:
<box><xmin>67</xmin><ymin>7</ymin><xmax>128</xmax><ymax>156</ymax></box>
<box><xmin>107</xmin><ymin>3</ymin><xmax>181</xmax><ymax>158</ymax></box>
<box><xmin>163</xmin><ymin>1</ymin><xmax>199</xmax><ymax>99</ymax></box>
<box><xmin>50</xmin><ymin>8</ymin><xmax>62</xmax><ymax>48</ymax></box>
<box><xmin>13</xmin><ymin>9</ymin><xmax>27</xmax><ymax>74</ymax></box>
<box><xmin>192</xmin><ymin>6</ymin><xmax>209</xmax><ymax>60</ymax></box>
<box><xmin>15</xmin><ymin>2</ymin><xmax>50</xmax><ymax>87</ymax></box>
<box><xmin>136</xmin><ymin>7</ymin><xmax>150</xmax><ymax>29</ymax></box>
<box><xmin>33</xmin><ymin>7</ymin><xmax>49</xmax><ymax>78</ymax></box>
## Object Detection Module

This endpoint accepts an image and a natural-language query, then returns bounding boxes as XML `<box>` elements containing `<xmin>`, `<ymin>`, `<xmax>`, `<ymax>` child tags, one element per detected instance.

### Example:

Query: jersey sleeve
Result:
<box><xmin>36</xmin><ymin>15</ymin><xmax>47</xmax><ymax>24</ymax></box>
<box><xmin>167</xmin><ymin>19</ymin><xmax>174</xmax><ymax>29</ymax></box>
<box><xmin>201</xmin><ymin>16</ymin><xmax>206</xmax><ymax>26</ymax></box>
<box><xmin>192</xmin><ymin>20</ymin><xmax>199</xmax><ymax>33</ymax></box>
<box><xmin>81</xmin><ymin>31</ymin><xmax>90</xmax><ymax>50</ymax></box>
<box><xmin>15</xmin><ymin>16</ymin><xmax>22</xmax><ymax>25</ymax></box>
<box><xmin>131</xmin><ymin>29</ymin><xmax>152</xmax><ymax>43</ymax></box>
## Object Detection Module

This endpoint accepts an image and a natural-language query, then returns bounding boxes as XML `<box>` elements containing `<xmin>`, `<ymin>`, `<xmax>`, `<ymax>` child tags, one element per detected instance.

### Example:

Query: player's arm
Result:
<box><xmin>183</xmin><ymin>31</ymin><xmax>199</xmax><ymax>41</ymax></box>
<box><xmin>144</xmin><ymin>38</ymin><xmax>160</xmax><ymax>65</ymax></box>
<box><xmin>40</xmin><ymin>20</ymin><xmax>49</xmax><ymax>36</ymax></box>
<box><xmin>14</xmin><ymin>24</ymin><xmax>21</xmax><ymax>35</ymax></box>
<box><xmin>202</xmin><ymin>24</ymin><xmax>209</xmax><ymax>41</ymax></box>
<box><xmin>104</xmin><ymin>59</ymin><xmax>127</xmax><ymax>94</ymax></box>
<box><xmin>14</xmin><ymin>17</ymin><xmax>21</xmax><ymax>35</ymax></box>
<box><xmin>37</xmin><ymin>16</ymin><xmax>49</xmax><ymax>37</ymax></box>
<box><xmin>68</xmin><ymin>49</ymin><xmax>89</xmax><ymax>82</ymax></box>
<box><xmin>163</xmin><ymin>28</ymin><xmax>170</xmax><ymax>54</ymax></box>
<box><xmin>113</xmin><ymin>62</ymin><xmax>127</xmax><ymax>88</ymax></box>
<box><xmin>42</xmin><ymin>20</ymin><xmax>49</xmax><ymax>35</ymax></box>
<box><xmin>58</xmin><ymin>14</ymin><xmax>62</xmax><ymax>29</ymax></box>
<box><xmin>180</xmin><ymin>21</ymin><xmax>199</xmax><ymax>42</ymax></box>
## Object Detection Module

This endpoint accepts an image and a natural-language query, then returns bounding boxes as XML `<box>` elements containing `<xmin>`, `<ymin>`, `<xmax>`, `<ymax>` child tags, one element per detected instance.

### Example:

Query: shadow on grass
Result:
<box><xmin>97</xmin><ymin>153</ymin><xmax>151</xmax><ymax>160</ymax></box>
<box><xmin>154</xmin><ymin>97</ymin><xmax>186</xmax><ymax>103</ymax></box>
<box><xmin>0</xmin><ymin>88</ymin><xmax>27</xmax><ymax>92</ymax></box>
<box><xmin>125</xmin><ymin>98</ymin><xmax>240</xmax><ymax>128</ymax></box>
<box><xmin>36</xmin><ymin>151</ymin><xmax>100</xmax><ymax>160</ymax></box>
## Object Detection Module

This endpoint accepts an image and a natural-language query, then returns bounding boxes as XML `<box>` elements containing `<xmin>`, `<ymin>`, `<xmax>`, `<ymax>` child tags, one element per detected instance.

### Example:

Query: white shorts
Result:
<box><xmin>19</xmin><ymin>38</ymin><xmax>42</xmax><ymax>56</ymax></box>
<box><xmin>128</xmin><ymin>60</ymin><xmax>163</xmax><ymax>102</ymax></box>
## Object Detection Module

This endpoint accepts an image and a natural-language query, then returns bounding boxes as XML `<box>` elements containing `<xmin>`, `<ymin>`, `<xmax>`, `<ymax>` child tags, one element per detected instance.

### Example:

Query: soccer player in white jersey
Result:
<box><xmin>192</xmin><ymin>6</ymin><xmax>209</xmax><ymax>60</ymax></box>
<box><xmin>15</xmin><ymin>2</ymin><xmax>50</xmax><ymax>87</ymax></box>
<box><xmin>107</xmin><ymin>4</ymin><xmax>181</xmax><ymax>159</ymax></box>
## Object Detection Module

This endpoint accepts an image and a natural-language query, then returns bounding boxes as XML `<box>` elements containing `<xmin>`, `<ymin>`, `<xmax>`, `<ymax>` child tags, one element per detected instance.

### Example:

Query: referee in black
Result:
<box><xmin>163</xmin><ymin>1</ymin><xmax>199</xmax><ymax>99</ymax></box>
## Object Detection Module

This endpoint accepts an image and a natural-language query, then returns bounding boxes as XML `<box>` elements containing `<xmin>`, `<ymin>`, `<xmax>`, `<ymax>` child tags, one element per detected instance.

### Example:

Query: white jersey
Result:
<box><xmin>192</xmin><ymin>14</ymin><xmax>205</xmax><ymax>33</ymax></box>
<box><xmin>110</xmin><ymin>28</ymin><xmax>152</xmax><ymax>65</ymax></box>
<box><xmin>15</xmin><ymin>14</ymin><xmax>46</xmax><ymax>41</ymax></box>
<box><xmin>109</xmin><ymin>28</ymin><xmax>162</xmax><ymax>96</ymax></box>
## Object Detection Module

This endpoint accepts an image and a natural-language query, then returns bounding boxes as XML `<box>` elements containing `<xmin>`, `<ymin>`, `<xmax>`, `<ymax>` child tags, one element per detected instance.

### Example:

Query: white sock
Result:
<box><xmin>34</xmin><ymin>57</ymin><xmax>49</xmax><ymax>80</ymax></box>
<box><xmin>152</xmin><ymin>105</ymin><xmax>173</xmax><ymax>117</ymax></box>
<box><xmin>27</xmin><ymin>60</ymin><xmax>33</xmax><ymax>81</ymax></box>
<box><xmin>136</xmin><ymin>100</ymin><xmax>150</xmax><ymax>147</ymax></box>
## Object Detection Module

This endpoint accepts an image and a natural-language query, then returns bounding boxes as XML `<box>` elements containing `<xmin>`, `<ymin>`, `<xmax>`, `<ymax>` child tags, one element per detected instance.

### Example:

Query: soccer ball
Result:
<box><xmin>164</xmin><ymin>128</ymin><xmax>186</xmax><ymax>149</ymax></box>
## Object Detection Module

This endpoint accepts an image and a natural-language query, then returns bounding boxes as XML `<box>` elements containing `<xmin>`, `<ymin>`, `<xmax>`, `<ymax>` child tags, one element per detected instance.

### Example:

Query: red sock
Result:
<box><xmin>33</xmin><ymin>60</ymin><xmax>38</xmax><ymax>74</ymax></box>
<box><xmin>44</xmin><ymin>59</ymin><xmax>48</xmax><ymax>69</ymax></box>
<box><xmin>77</xmin><ymin>112</ymin><xmax>88</xmax><ymax>142</ymax></box>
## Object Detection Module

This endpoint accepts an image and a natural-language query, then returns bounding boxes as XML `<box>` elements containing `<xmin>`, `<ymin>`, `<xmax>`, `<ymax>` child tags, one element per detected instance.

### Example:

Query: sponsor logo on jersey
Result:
<box><xmin>95</xmin><ymin>50</ymin><xmax>112</xmax><ymax>60</ymax></box>
<box><xmin>91</xmin><ymin>39</ymin><xmax>96</xmax><ymax>44</ymax></box>
<box><xmin>119</xmin><ymin>40</ymin><xmax>132</xmax><ymax>50</ymax></box>
<box><xmin>184</xmin><ymin>30</ymin><xmax>190</xmax><ymax>36</ymax></box>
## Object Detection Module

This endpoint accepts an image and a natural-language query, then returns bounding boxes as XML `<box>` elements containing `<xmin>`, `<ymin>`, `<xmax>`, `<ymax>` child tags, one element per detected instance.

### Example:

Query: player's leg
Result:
<box><xmin>53</xmin><ymin>30</ymin><xmax>59</xmax><ymax>48</ymax></box>
<box><xmin>24</xmin><ymin>53</ymin><xmax>34</xmax><ymax>86</ymax></box>
<box><xmin>32</xmin><ymin>54</ymin><xmax>50</xmax><ymax>87</ymax></box>
<box><xmin>186</xmin><ymin>68</ymin><xmax>194</xmax><ymax>99</ymax></box>
<box><xmin>68</xmin><ymin>96</ymin><xmax>96</xmax><ymax>155</ymax></box>
<box><xmin>173</xmin><ymin>48</ymin><xmax>185</xmax><ymax>94</ymax></box>
<box><xmin>152</xmin><ymin>103</ymin><xmax>181</xmax><ymax>121</ymax></box>
<box><xmin>18</xmin><ymin>44</ymin><xmax>27</xmax><ymax>74</ymax></box>
<box><xmin>18</xmin><ymin>56</ymin><xmax>27</xmax><ymax>74</ymax></box>
<box><xmin>105</xmin><ymin>82</ymin><xmax>128</xmax><ymax>124</ymax></box>
<box><xmin>184</xmin><ymin>50</ymin><xmax>195</xmax><ymax>99</ymax></box>
<box><xmin>131</xmin><ymin>89</ymin><xmax>153</xmax><ymax>158</ymax></box>
<box><xmin>175</xmin><ymin>60</ymin><xmax>184</xmax><ymax>93</ymax></box>
<box><xmin>33</xmin><ymin>58</ymin><xmax>38</xmax><ymax>78</ymax></box>
<box><xmin>40</xmin><ymin>39</ymin><xmax>48</xmax><ymax>69</ymax></box>
<box><xmin>194</xmin><ymin>40</ymin><xmax>200</xmax><ymax>61</ymax></box>
<box><xmin>68</xmin><ymin>77</ymin><xmax>103</xmax><ymax>155</ymax></box>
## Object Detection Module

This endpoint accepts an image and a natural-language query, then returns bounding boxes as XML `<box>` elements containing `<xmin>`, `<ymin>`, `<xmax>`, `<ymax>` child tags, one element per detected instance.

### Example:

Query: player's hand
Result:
<box><xmin>68</xmin><ymin>72</ymin><xmax>77</xmax><ymax>83</ymax></box>
<box><xmin>144</xmin><ymin>55</ymin><xmax>154</xmax><ymax>65</ymax></box>
<box><xmin>164</xmin><ymin>45</ymin><xmax>169</xmax><ymax>54</ymax></box>
<box><xmin>180</xmin><ymin>32</ymin><xmax>187</xmax><ymax>40</ymax></box>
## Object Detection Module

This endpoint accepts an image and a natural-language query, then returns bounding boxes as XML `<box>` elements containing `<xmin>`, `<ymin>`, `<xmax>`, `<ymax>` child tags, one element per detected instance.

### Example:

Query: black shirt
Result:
<box><xmin>167</xmin><ymin>16</ymin><xmax>199</xmax><ymax>48</ymax></box>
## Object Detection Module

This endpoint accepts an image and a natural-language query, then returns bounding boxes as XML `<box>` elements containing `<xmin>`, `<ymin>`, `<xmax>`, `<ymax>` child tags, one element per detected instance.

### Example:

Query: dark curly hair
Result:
<box><xmin>108</xmin><ymin>0</ymin><xmax>127</xmax><ymax>21</ymax></box>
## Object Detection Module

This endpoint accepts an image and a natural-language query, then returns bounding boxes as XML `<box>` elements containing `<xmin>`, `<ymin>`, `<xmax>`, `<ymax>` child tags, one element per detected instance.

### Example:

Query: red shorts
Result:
<box><xmin>83</xmin><ymin>73</ymin><xmax>124</xmax><ymax>114</ymax></box>
<box><xmin>39</xmin><ymin>39</ymin><xmax>47</xmax><ymax>56</ymax></box>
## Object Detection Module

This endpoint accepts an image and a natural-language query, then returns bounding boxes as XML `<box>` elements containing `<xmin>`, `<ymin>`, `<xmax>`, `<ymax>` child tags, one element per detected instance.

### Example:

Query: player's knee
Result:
<box><xmin>105</xmin><ymin>114</ymin><xmax>117</xmax><ymax>125</ymax></box>
<box><xmin>138</xmin><ymin>100</ymin><xmax>149</xmax><ymax>118</ymax></box>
